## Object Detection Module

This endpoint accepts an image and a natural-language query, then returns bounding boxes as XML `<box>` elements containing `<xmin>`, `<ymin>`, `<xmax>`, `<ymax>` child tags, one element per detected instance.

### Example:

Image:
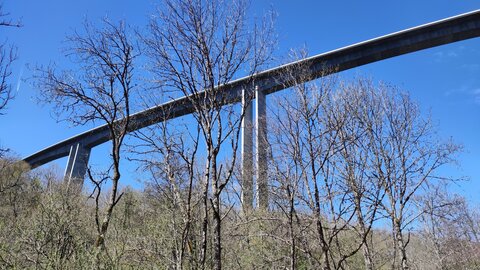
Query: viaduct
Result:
<box><xmin>23</xmin><ymin>10</ymin><xmax>480</xmax><ymax>210</ymax></box>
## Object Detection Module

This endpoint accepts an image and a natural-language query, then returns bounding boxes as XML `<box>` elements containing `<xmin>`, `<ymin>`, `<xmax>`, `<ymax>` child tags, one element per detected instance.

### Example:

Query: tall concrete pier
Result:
<box><xmin>241</xmin><ymin>88</ymin><xmax>254</xmax><ymax>211</ymax></box>
<box><xmin>64</xmin><ymin>143</ymin><xmax>91</xmax><ymax>185</ymax></box>
<box><xmin>255</xmin><ymin>87</ymin><xmax>268</xmax><ymax>210</ymax></box>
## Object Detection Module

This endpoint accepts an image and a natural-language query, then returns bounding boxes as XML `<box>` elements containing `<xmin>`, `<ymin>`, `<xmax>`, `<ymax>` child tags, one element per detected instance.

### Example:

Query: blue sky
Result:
<box><xmin>1</xmin><ymin>1</ymin><xmax>479</xmax><ymax>203</ymax></box>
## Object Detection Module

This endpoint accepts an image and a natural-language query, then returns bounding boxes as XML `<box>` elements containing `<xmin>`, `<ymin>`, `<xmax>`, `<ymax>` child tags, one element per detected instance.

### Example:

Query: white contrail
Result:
<box><xmin>15</xmin><ymin>64</ymin><xmax>24</xmax><ymax>93</ymax></box>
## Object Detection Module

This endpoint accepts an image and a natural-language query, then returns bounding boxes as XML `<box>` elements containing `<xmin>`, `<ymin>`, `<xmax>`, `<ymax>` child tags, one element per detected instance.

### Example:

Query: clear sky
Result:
<box><xmin>1</xmin><ymin>1</ymin><xmax>479</xmax><ymax>203</ymax></box>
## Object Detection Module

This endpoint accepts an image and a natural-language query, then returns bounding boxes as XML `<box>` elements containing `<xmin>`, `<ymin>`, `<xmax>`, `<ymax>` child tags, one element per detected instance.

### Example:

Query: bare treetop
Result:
<box><xmin>0</xmin><ymin>4</ymin><xmax>21</xmax><ymax>28</ymax></box>
<box><xmin>144</xmin><ymin>0</ymin><xmax>275</xmax><ymax>101</ymax></box>
<box><xmin>0</xmin><ymin>3</ymin><xmax>20</xmax><ymax>115</ymax></box>
<box><xmin>35</xmin><ymin>19</ymin><xmax>139</xmax><ymax>127</ymax></box>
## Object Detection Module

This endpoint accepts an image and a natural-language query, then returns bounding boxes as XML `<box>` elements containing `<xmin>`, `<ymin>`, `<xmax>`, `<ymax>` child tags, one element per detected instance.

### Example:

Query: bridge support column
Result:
<box><xmin>256</xmin><ymin>87</ymin><xmax>268</xmax><ymax>210</ymax></box>
<box><xmin>64</xmin><ymin>143</ymin><xmax>91</xmax><ymax>187</ymax></box>
<box><xmin>241</xmin><ymin>88</ymin><xmax>254</xmax><ymax>212</ymax></box>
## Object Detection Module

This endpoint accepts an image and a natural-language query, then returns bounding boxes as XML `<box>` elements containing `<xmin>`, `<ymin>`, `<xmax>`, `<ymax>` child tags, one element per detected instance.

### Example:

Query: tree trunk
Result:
<box><xmin>288</xmin><ymin>185</ymin><xmax>296</xmax><ymax>270</ymax></box>
<box><xmin>362</xmin><ymin>243</ymin><xmax>374</xmax><ymax>270</ymax></box>
<box><xmin>95</xmin><ymin>171</ymin><xmax>120</xmax><ymax>249</ymax></box>
<box><xmin>200</xmin><ymin>157</ymin><xmax>211</xmax><ymax>270</ymax></box>
<box><xmin>212</xmin><ymin>151</ymin><xmax>222</xmax><ymax>270</ymax></box>
<box><xmin>354</xmin><ymin>197</ymin><xmax>374</xmax><ymax>270</ymax></box>
<box><xmin>390</xmin><ymin>219</ymin><xmax>397</xmax><ymax>270</ymax></box>
<box><xmin>394</xmin><ymin>221</ymin><xmax>409</xmax><ymax>270</ymax></box>
<box><xmin>212</xmin><ymin>193</ymin><xmax>221</xmax><ymax>270</ymax></box>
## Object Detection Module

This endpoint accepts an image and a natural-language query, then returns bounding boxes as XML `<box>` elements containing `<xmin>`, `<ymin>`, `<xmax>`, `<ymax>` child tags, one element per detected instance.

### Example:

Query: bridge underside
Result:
<box><xmin>23</xmin><ymin>10</ymin><xmax>480</xmax><ymax>210</ymax></box>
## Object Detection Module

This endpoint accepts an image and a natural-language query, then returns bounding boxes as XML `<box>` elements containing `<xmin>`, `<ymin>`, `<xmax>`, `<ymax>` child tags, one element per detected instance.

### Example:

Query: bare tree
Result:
<box><xmin>0</xmin><ymin>157</ymin><xmax>31</xmax><ymax>220</ymax></box>
<box><xmin>129</xmin><ymin>111</ymin><xmax>202</xmax><ymax>269</ymax></box>
<box><xmin>143</xmin><ymin>0</ymin><xmax>274</xmax><ymax>269</ymax></box>
<box><xmin>270</xmin><ymin>73</ymin><xmax>462</xmax><ymax>270</ymax></box>
<box><xmin>0</xmin><ymin>3</ymin><xmax>20</xmax><ymax>114</ymax></box>
<box><xmin>416</xmin><ymin>187</ymin><xmax>480</xmax><ymax>270</ymax></box>
<box><xmin>269</xmin><ymin>59</ymin><xmax>366</xmax><ymax>269</ymax></box>
<box><xmin>363</xmin><ymin>84</ymin><xmax>461</xmax><ymax>270</ymax></box>
<box><xmin>333</xmin><ymin>79</ymin><xmax>387</xmax><ymax>270</ymax></box>
<box><xmin>0</xmin><ymin>5</ymin><xmax>19</xmax><ymax>109</ymax></box>
<box><xmin>0</xmin><ymin>3</ymin><xmax>21</xmax><ymax>157</ymax></box>
<box><xmin>35</xmin><ymin>19</ymin><xmax>139</xmax><ymax>255</ymax></box>
<box><xmin>269</xmin><ymin>139</ymin><xmax>302</xmax><ymax>269</ymax></box>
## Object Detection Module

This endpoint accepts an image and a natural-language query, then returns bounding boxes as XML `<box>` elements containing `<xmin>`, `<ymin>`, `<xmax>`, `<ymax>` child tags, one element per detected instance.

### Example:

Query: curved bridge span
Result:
<box><xmin>22</xmin><ymin>10</ymin><xmax>480</xmax><ymax>208</ymax></box>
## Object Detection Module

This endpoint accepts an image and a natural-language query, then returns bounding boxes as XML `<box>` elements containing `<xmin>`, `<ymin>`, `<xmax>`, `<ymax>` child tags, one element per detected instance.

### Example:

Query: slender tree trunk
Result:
<box><xmin>362</xmin><ymin>243</ymin><xmax>374</xmax><ymax>270</ymax></box>
<box><xmin>308</xmin><ymin>138</ymin><xmax>331</xmax><ymax>269</ymax></box>
<box><xmin>200</xmin><ymin>154</ymin><xmax>211</xmax><ymax>270</ymax></box>
<box><xmin>167</xmin><ymin>161</ymin><xmax>184</xmax><ymax>270</ymax></box>
<box><xmin>95</xmin><ymin>170</ymin><xmax>120</xmax><ymax>249</ymax></box>
<box><xmin>394</xmin><ymin>220</ymin><xmax>409</xmax><ymax>270</ymax></box>
<box><xmin>211</xmin><ymin>152</ymin><xmax>222</xmax><ymax>270</ymax></box>
<box><xmin>312</xmin><ymin>181</ymin><xmax>331</xmax><ymax>270</ymax></box>
<box><xmin>180</xmin><ymin>169</ymin><xmax>195</xmax><ymax>269</ymax></box>
<box><xmin>354</xmin><ymin>196</ymin><xmax>374</xmax><ymax>270</ymax></box>
<box><xmin>390</xmin><ymin>223</ymin><xmax>397</xmax><ymax>270</ymax></box>
<box><xmin>314</xmin><ymin>204</ymin><xmax>331</xmax><ymax>270</ymax></box>
<box><xmin>312</xmin><ymin>173</ymin><xmax>331</xmax><ymax>270</ymax></box>
<box><xmin>212</xmin><ymin>196</ymin><xmax>221</xmax><ymax>270</ymax></box>
<box><xmin>321</xmin><ymin>245</ymin><xmax>331</xmax><ymax>270</ymax></box>
<box><xmin>287</xmin><ymin>185</ymin><xmax>296</xmax><ymax>270</ymax></box>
